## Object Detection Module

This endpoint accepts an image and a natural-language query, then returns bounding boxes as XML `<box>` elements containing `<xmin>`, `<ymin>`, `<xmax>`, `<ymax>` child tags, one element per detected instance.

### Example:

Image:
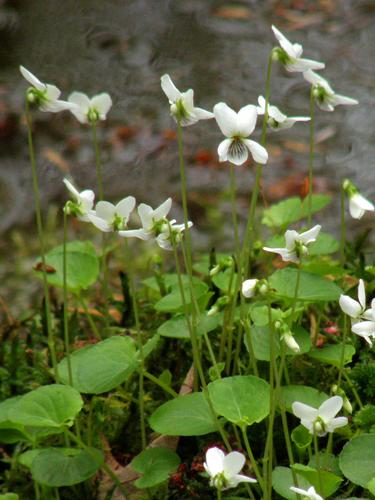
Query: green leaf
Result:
<box><xmin>292</xmin><ymin>463</ymin><xmax>342</xmax><ymax>497</ymax></box>
<box><xmin>149</xmin><ymin>393</ymin><xmax>218</xmax><ymax>436</ymax></box>
<box><xmin>18</xmin><ymin>449</ymin><xmax>42</xmax><ymax>469</ymax></box>
<box><xmin>308</xmin><ymin>452</ymin><xmax>342</xmax><ymax>477</ymax></box>
<box><xmin>0</xmin><ymin>494</ymin><xmax>19</xmax><ymax>500</ymax></box>
<box><xmin>291</xmin><ymin>425</ymin><xmax>312</xmax><ymax>450</ymax></box>
<box><xmin>262</xmin><ymin>195</ymin><xmax>331</xmax><ymax>228</ymax></box>
<box><xmin>269</xmin><ymin>268</ymin><xmax>342</xmax><ymax>301</ymax></box>
<box><xmin>245</xmin><ymin>325</ymin><xmax>311</xmax><ymax>361</ymax></box>
<box><xmin>35</xmin><ymin>241</ymin><xmax>99</xmax><ymax>293</ymax></box>
<box><xmin>367</xmin><ymin>477</ymin><xmax>375</xmax><ymax>495</ymax></box>
<box><xmin>8</xmin><ymin>385</ymin><xmax>83</xmax><ymax>431</ymax></box>
<box><xmin>308</xmin><ymin>344</ymin><xmax>355</xmax><ymax>368</ymax></box>
<box><xmin>158</xmin><ymin>313</ymin><xmax>221</xmax><ymax>339</ymax></box>
<box><xmin>272</xmin><ymin>466</ymin><xmax>311</xmax><ymax>500</ymax></box>
<box><xmin>193</xmin><ymin>253</ymin><xmax>231</xmax><ymax>275</ymax></box>
<box><xmin>339</xmin><ymin>434</ymin><xmax>375</xmax><ymax>487</ymax></box>
<box><xmin>31</xmin><ymin>447</ymin><xmax>103</xmax><ymax>487</ymax></box>
<box><xmin>208</xmin><ymin>376</ymin><xmax>270</xmax><ymax>427</ymax></box>
<box><xmin>280</xmin><ymin>385</ymin><xmax>329</xmax><ymax>413</ymax></box>
<box><xmin>154</xmin><ymin>281</ymin><xmax>210</xmax><ymax>313</ymax></box>
<box><xmin>58</xmin><ymin>336</ymin><xmax>138</xmax><ymax>394</ymax></box>
<box><xmin>212</xmin><ymin>269</ymin><xmax>238</xmax><ymax>293</ymax></box>
<box><xmin>131</xmin><ymin>447</ymin><xmax>180</xmax><ymax>488</ymax></box>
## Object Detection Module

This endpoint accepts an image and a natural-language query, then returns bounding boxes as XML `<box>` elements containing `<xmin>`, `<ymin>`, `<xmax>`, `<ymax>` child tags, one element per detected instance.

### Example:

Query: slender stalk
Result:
<box><xmin>91</xmin><ymin>122</ymin><xmax>104</xmax><ymax>200</ymax></box>
<box><xmin>308</xmin><ymin>86</ymin><xmax>315</xmax><ymax>226</ymax></box>
<box><xmin>241</xmin><ymin>426</ymin><xmax>264</xmax><ymax>492</ymax></box>
<box><xmin>230</xmin><ymin>164</ymin><xmax>240</xmax><ymax>260</ymax></box>
<box><xmin>337</xmin><ymin>315</ymin><xmax>348</xmax><ymax>390</ymax></box>
<box><xmin>63</xmin><ymin>211</ymin><xmax>73</xmax><ymax>385</ymax></box>
<box><xmin>342</xmin><ymin>371</ymin><xmax>363</xmax><ymax>409</ymax></box>
<box><xmin>290</xmin><ymin>264</ymin><xmax>302</xmax><ymax>324</ymax></box>
<box><xmin>313</xmin><ymin>433</ymin><xmax>323</xmax><ymax>495</ymax></box>
<box><xmin>124</xmin><ymin>239</ymin><xmax>146</xmax><ymax>450</ymax></box>
<box><xmin>25</xmin><ymin>99</ymin><xmax>59</xmax><ymax>381</ymax></box>
<box><xmin>143</xmin><ymin>370</ymin><xmax>178</xmax><ymax>398</ymax></box>
<box><xmin>340</xmin><ymin>183</ymin><xmax>346</xmax><ymax>266</ymax></box>
<box><xmin>67</xmin><ymin>430</ymin><xmax>128</xmax><ymax>498</ymax></box>
<box><xmin>242</xmin><ymin>319</ymin><xmax>259</xmax><ymax>376</ymax></box>
<box><xmin>77</xmin><ymin>294</ymin><xmax>101</xmax><ymax>340</ymax></box>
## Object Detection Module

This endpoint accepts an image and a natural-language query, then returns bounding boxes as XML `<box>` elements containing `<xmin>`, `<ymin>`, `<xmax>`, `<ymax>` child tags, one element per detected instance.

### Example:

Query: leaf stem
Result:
<box><xmin>241</xmin><ymin>426</ymin><xmax>264</xmax><ymax>491</ymax></box>
<box><xmin>143</xmin><ymin>370</ymin><xmax>178</xmax><ymax>398</ymax></box>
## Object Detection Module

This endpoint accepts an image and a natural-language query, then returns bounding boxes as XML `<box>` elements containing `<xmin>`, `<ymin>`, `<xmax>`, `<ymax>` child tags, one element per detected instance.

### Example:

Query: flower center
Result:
<box><xmin>228</xmin><ymin>137</ymin><xmax>247</xmax><ymax>161</ymax></box>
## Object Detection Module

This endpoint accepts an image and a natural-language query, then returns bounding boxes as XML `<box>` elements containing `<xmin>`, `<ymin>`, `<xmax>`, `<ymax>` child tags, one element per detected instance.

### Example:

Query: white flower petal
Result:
<box><xmin>193</xmin><ymin>107</ymin><xmax>214</xmax><ymax>120</ymax></box>
<box><xmin>41</xmin><ymin>100</ymin><xmax>74</xmax><ymax>113</ymax></box>
<box><xmin>95</xmin><ymin>201</ymin><xmax>116</xmax><ymax>223</ymax></box>
<box><xmin>205</xmin><ymin>447</ymin><xmax>225</xmax><ymax>476</ymax></box>
<box><xmin>268</xmin><ymin>104</ymin><xmax>287</xmax><ymax>123</ymax></box>
<box><xmin>285</xmin><ymin>230</ymin><xmax>299</xmax><ymax>251</ymax></box>
<box><xmin>91</xmin><ymin>93</ymin><xmax>112</xmax><ymax>118</ymax></box>
<box><xmin>118</xmin><ymin>228</ymin><xmax>151</xmax><ymax>240</ymax></box>
<box><xmin>19</xmin><ymin>65</ymin><xmax>46</xmax><ymax>91</ymax></box>
<box><xmin>242</xmin><ymin>279</ymin><xmax>258</xmax><ymax>298</ymax></box>
<box><xmin>331</xmin><ymin>94</ymin><xmax>358</xmax><ymax>107</ymax></box>
<box><xmin>349</xmin><ymin>194</ymin><xmax>374</xmax><ymax>219</ymax></box>
<box><xmin>223</xmin><ymin>451</ymin><xmax>245</xmax><ymax>477</ymax></box>
<box><xmin>292</xmin><ymin>402</ymin><xmax>318</xmax><ymax>421</ymax></box>
<box><xmin>45</xmin><ymin>84</ymin><xmax>61</xmax><ymax>101</ymax></box>
<box><xmin>116</xmin><ymin>196</ymin><xmax>136</xmax><ymax>218</ymax></box>
<box><xmin>327</xmin><ymin>416</ymin><xmax>348</xmax><ymax>432</ymax></box>
<box><xmin>318</xmin><ymin>396</ymin><xmax>343</xmax><ymax>420</ymax></box>
<box><xmin>271</xmin><ymin>25</ymin><xmax>296</xmax><ymax>58</ymax></box>
<box><xmin>153</xmin><ymin>198</ymin><xmax>172</xmax><ymax>220</ymax></box>
<box><xmin>257</xmin><ymin>95</ymin><xmax>266</xmax><ymax>114</ymax></box>
<box><xmin>214</xmin><ymin>102</ymin><xmax>238</xmax><ymax>137</ymax></box>
<box><xmin>181</xmin><ymin>89</ymin><xmax>194</xmax><ymax>112</ymax></box>
<box><xmin>227</xmin><ymin>139</ymin><xmax>249</xmax><ymax>166</ymax></box>
<box><xmin>286</xmin><ymin>57</ymin><xmax>325</xmax><ymax>72</ymax></box>
<box><xmin>352</xmin><ymin>321</ymin><xmax>375</xmax><ymax>336</ymax></box>
<box><xmin>303</xmin><ymin>70</ymin><xmax>329</xmax><ymax>88</ymax></box>
<box><xmin>87</xmin><ymin>213</ymin><xmax>112</xmax><ymax>232</ymax></box>
<box><xmin>237</xmin><ymin>104</ymin><xmax>257</xmax><ymax>137</ymax></box>
<box><xmin>161</xmin><ymin>74</ymin><xmax>181</xmax><ymax>102</ymax></box>
<box><xmin>233</xmin><ymin>474</ymin><xmax>257</xmax><ymax>484</ymax></box>
<box><xmin>339</xmin><ymin>294</ymin><xmax>362</xmax><ymax>318</ymax></box>
<box><xmin>298</xmin><ymin>224</ymin><xmax>321</xmax><ymax>245</ymax></box>
<box><xmin>137</xmin><ymin>204</ymin><xmax>154</xmax><ymax>230</ymax></box>
<box><xmin>79</xmin><ymin>190</ymin><xmax>95</xmax><ymax>211</ymax></box>
<box><xmin>63</xmin><ymin>178</ymin><xmax>80</xmax><ymax>200</ymax></box>
<box><xmin>217</xmin><ymin>138</ymin><xmax>232</xmax><ymax>162</ymax></box>
<box><xmin>242</xmin><ymin>139</ymin><xmax>268</xmax><ymax>164</ymax></box>
<box><xmin>358</xmin><ymin>279</ymin><xmax>366</xmax><ymax>310</ymax></box>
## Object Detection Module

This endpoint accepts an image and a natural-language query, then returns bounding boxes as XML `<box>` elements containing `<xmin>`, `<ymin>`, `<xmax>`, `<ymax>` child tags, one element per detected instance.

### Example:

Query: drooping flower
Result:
<box><xmin>118</xmin><ymin>198</ymin><xmax>192</xmax><ymax>250</ymax></box>
<box><xmin>339</xmin><ymin>279</ymin><xmax>366</xmax><ymax>321</ymax></box>
<box><xmin>282</xmin><ymin>331</ymin><xmax>300</xmax><ymax>353</ymax></box>
<box><xmin>204</xmin><ymin>447</ymin><xmax>257</xmax><ymax>491</ymax></box>
<box><xmin>242</xmin><ymin>279</ymin><xmax>259</xmax><ymax>298</ymax></box>
<box><xmin>263</xmin><ymin>225</ymin><xmax>321</xmax><ymax>263</ymax></box>
<box><xmin>343</xmin><ymin>179</ymin><xmax>374</xmax><ymax>220</ymax></box>
<box><xmin>213</xmin><ymin>102</ymin><xmax>268</xmax><ymax>166</ymax></box>
<box><xmin>68</xmin><ymin>91</ymin><xmax>113</xmax><ymax>124</ymax></box>
<box><xmin>256</xmin><ymin>96</ymin><xmax>310</xmax><ymax>131</ymax></box>
<box><xmin>88</xmin><ymin>197</ymin><xmax>136</xmax><ymax>232</ymax></box>
<box><xmin>292</xmin><ymin>396</ymin><xmax>348</xmax><ymax>436</ymax></box>
<box><xmin>20</xmin><ymin>66</ymin><xmax>74</xmax><ymax>113</ymax></box>
<box><xmin>290</xmin><ymin>485</ymin><xmax>323</xmax><ymax>500</ymax></box>
<box><xmin>63</xmin><ymin>178</ymin><xmax>95</xmax><ymax>221</ymax></box>
<box><xmin>271</xmin><ymin>26</ymin><xmax>325</xmax><ymax>73</ymax></box>
<box><xmin>303</xmin><ymin>70</ymin><xmax>358</xmax><ymax>112</ymax></box>
<box><xmin>161</xmin><ymin>74</ymin><xmax>214</xmax><ymax>126</ymax></box>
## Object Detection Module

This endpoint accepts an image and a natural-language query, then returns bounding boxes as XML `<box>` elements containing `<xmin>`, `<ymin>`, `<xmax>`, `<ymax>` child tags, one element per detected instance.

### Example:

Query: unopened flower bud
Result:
<box><xmin>343</xmin><ymin>397</ymin><xmax>352</xmax><ymax>414</ymax></box>
<box><xmin>242</xmin><ymin>279</ymin><xmax>258</xmax><ymax>298</ymax></box>
<box><xmin>210</xmin><ymin>264</ymin><xmax>220</xmax><ymax>277</ymax></box>
<box><xmin>282</xmin><ymin>332</ymin><xmax>300</xmax><ymax>353</ymax></box>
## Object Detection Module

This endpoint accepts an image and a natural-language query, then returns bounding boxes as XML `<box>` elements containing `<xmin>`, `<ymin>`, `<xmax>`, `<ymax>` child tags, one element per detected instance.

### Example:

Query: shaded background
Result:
<box><xmin>0</xmin><ymin>0</ymin><xmax>374</xmax><ymax>311</ymax></box>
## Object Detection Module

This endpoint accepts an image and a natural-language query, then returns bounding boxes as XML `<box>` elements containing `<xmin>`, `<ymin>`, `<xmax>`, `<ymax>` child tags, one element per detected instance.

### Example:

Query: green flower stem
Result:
<box><xmin>263</xmin><ymin>297</ymin><xmax>277</xmax><ymax>499</ymax></box>
<box><xmin>240</xmin><ymin>426</ymin><xmax>264</xmax><ymax>492</ymax></box>
<box><xmin>63</xmin><ymin>211</ymin><xmax>73</xmax><ymax>386</ymax></box>
<box><xmin>67</xmin><ymin>430</ymin><xmax>128</xmax><ymax>498</ymax></box>
<box><xmin>25</xmin><ymin>99</ymin><xmax>59</xmax><ymax>382</ymax></box>
<box><xmin>123</xmin><ymin>239</ymin><xmax>146</xmax><ymax>450</ymax></box>
<box><xmin>218</xmin><ymin>263</ymin><xmax>235</xmax><ymax>362</ymax></box>
<box><xmin>290</xmin><ymin>264</ymin><xmax>302</xmax><ymax>324</ymax></box>
<box><xmin>171</xmin><ymin>235</ymin><xmax>231</xmax><ymax>450</ymax></box>
<box><xmin>340</xmin><ymin>183</ymin><xmax>346</xmax><ymax>266</ymax></box>
<box><xmin>77</xmin><ymin>293</ymin><xmax>101</xmax><ymax>340</ymax></box>
<box><xmin>217</xmin><ymin>486</ymin><xmax>222</xmax><ymax>500</ymax></box>
<box><xmin>91</xmin><ymin>122</ymin><xmax>104</xmax><ymax>201</ymax></box>
<box><xmin>241</xmin><ymin>52</ymin><xmax>273</xmax><ymax>280</ymax></box>
<box><xmin>242</xmin><ymin>318</ymin><xmax>259</xmax><ymax>376</ymax></box>
<box><xmin>342</xmin><ymin>371</ymin><xmax>363</xmax><ymax>409</ymax></box>
<box><xmin>337</xmin><ymin>315</ymin><xmax>348</xmax><ymax>390</ymax></box>
<box><xmin>308</xmin><ymin>86</ymin><xmax>315</xmax><ymax>226</ymax></box>
<box><xmin>230</xmin><ymin>164</ymin><xmax>240</xmax><ymax>260</ymax></box>
<box><xmin>143</xmin><ymin>370</ymin><xmax>178</xmax><ymax>398</ymax></box>
<box><xmin>313</xmin><ymin>432</ymin><xmax>323</xmax><ymax>495</ymax></box>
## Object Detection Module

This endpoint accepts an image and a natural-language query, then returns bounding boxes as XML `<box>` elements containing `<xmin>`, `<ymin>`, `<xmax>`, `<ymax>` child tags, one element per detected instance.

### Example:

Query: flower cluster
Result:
<box><xmin>339</xmin><ymin>280</ymin><xmax>375</xmax><ymax>346</ymax></box>
<box><xmin>63</xmin><ymin>179</ymin><xmax>191</xmax><ymax>251</ymax></box>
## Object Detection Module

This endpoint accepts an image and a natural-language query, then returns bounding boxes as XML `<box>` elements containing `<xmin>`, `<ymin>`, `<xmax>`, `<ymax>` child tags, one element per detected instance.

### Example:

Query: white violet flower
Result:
<box><xmin>68</xmin><ymin>91</ymin><xmax>113</xmax><ymax>124</ymax></box>
<box><xmin>303</xmin><ymin>70</ymin><xmax>358</xmax><ymax>112</ymax></box>
<box><xmin>263</xmin><ymin>225</ymin><xmax>321</xmax><ymax>263</ymax></box>
<box><xmin>88</xmin><ymin>197</ymin><xmax>136</xmax><ymax>232</ymax></box>
<box><xmin>119</xmin><ymin>198</ymin><xmax>192</xmax><ymax>250</ymax></box>
<box><xmin>271</xmin><ymin>26</ymin><xmax>325</xmax><ymax>73</ymax></box>
<box><xmin>204</xmin><ymin>447</ymin><xmax>257</xmax><ymax>491</ymax></box>
<box><xmin>351</xmin><ymin>314</ymin><xmax>375</xmax><ymax>347</ymax></box>
<box><xmin>256</xmin><ymin>95</ymin><xmax>310</xmax><ymax>131</ymax></box>
<box><xmin>63</xmin><ymin>178</ymin><xmax>95</xmax><ymax>221</ymax></box>
<box><xmin>292</xmin><ymin>396</ymin><xmax>348</xmax><ymax>436</ymax></box>
<box><xmin>213</xmin><ymin>102</ymin><xmax>268</xmax><ymax>166</ymax></box>
<box><xmin>343</xmin><ymin>179</ymin><xmax>374</xmax><ymax>220</ymax></box>
<box><xmin>282</xmin><ymin>331</ymin><xmax>300</xmax><ymax>353</ymax></box>
<box><xmin>339</xmin><ymin>279</ymin><xmax>366</xmax><ymax>322</ymax></box>
<box><xmin>242</xmin><ymin>279</ymin><xmax>259</xmax><ymax>298</ymax></box>
<box><xmin>290</xmin><ymin>485</ymin><xmax>323</xmax><ymax>500</ymax></box>
<box><xmin>20</xmin><ymin>66</ymin><xmax>74</xmax><ymax>113</ymax></box>
<box><xmin>161</xmin><ymin>74</ymin><xmax>214</xmax><ymax>126</ymax></box>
